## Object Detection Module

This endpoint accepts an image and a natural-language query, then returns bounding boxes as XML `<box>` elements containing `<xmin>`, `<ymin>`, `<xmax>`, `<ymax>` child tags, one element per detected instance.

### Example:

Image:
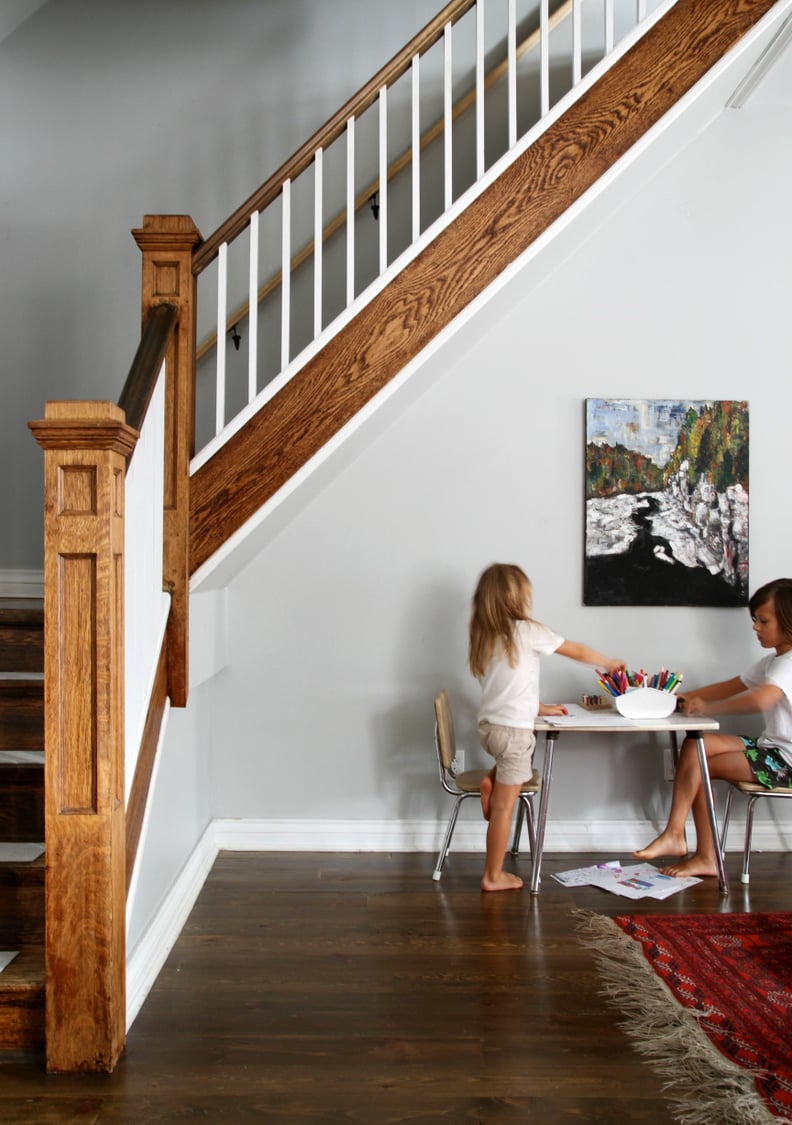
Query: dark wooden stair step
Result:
<box><xmin>0</xmin><ymin>679</ymin><xmax>44</xmax><ymax>752</ymax></box>
<box><xmin>0</xmin><ymin>753</ymin><xmax>44</xmax><ymax>841</ymax></box>
<box><xmin>0</xmin><ymin>600</ymin><xmax>43</xmax><ymax>675</ymax></box>
<box><xmin>0</xmin><ymin>853</ymin><xmax>45</xmax><ymax>946</ymax></box>
<box><xmin>0</xmin><ymin>946</ymin><xmax>45</xmax><ymax>1051</ymax></box>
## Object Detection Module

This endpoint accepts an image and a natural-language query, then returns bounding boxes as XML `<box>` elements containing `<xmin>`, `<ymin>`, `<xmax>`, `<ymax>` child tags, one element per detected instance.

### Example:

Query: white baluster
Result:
<box><xmin>248</xmin><ymin>210</ymin><xmax>259</xmax><ymax>404</ymax></box>
<box><xmin>540</xmin><ymin>0</ymin><xmax>549</xmax><ymax>117</ymax></box>
<box><xmin>444</xmin><ymin>22</ymin><xmax>453</xmax><ymax>211</ymax></box>
<box><xmin>508</xmin><ymin>0</ymin><xmax>517</xmax><ymax>149</ymax></box>
<box><xmin>281</xmin><ymin>178</ymin><xmax>291</xmax><ymax>372</ymax></box>
<box><xmin>379</xmin><ymin>85</ymin><xmax>388</xmax><ymax>275</ymax></box>
<box><xmin>347</xmin><ymin>116</ymin><xmax>355</xmax><ymax>306</ymax></box>
<box><xmin>412</xmin><ymin>53</ymin><xmax>420</xmax><ymax>242</ymax></box>
<box><xmin>314</xmin><ymin>148</ymin><xmax>323</xmax><ymax>339</ymax></box>
<box><xmin>476</xmin><ymin>0</ymin><xmax>485</xmax><ymax>179</ymax></box>
<box><xmin>573</xmin><ymin>0</ymin><xmax>582</xmax><ymax>85</ymax></box>
<box><xmin>216</xmin><ymin>241</ymin><xmax>227</xmax><ymax>435</ymax></box>
<box><xmin>605</xmin><ymin>0</ymin><xmax>615</xmax><ymax>53</ymax></box>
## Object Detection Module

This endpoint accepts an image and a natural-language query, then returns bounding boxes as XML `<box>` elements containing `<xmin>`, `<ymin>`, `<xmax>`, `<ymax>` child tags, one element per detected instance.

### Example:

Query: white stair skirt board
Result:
<box><xmin>0</xmin><ymin>952</ymin><xmax>19</xmax><ymax>973</ymax></box>
<box><xmin>212</xmin><ymin>818</ymin><xmax>792</xmax><ymax>854</ymax></box>
<box><xmin>0</xmin><ymin>842</ymin><xmax>44</xmax><ymax>862</ymax></box>
<box><xmin>126</xmin><ymin>822</ymin><xmax>218</xmax><ymax>1032</ymax></box>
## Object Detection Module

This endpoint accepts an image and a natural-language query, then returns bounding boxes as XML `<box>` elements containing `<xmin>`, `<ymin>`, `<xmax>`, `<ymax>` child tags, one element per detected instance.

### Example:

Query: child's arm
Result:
<box><xmin>555</xmin><ymin>640</ymin><xmax>624</xmax><ymax>675</ymax></box>
<box><xmin>683</xmin><ymin>678</ymin><xmax>783</xmax><ymax>717</ymax></box>
<box><xmin>538</xmin><ymin>702</ymin><xmax>569</xmax><ymax>716</ymax></box>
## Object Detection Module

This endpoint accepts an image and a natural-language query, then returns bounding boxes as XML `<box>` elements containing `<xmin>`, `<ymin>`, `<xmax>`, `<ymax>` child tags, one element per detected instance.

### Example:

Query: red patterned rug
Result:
<box><xmin>578</xmin><ymin>911</ymin><xmax>792</xmax><ymax>1123</ymax></box>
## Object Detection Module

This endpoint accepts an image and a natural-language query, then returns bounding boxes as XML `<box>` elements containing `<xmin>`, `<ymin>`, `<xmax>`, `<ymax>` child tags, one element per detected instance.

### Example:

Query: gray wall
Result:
<box><xmin>0</xmin><ymin>0</ymin><xmax>441</xmax><ymax>571</ymax></box>
<box><xmin>206</xmin><ymin>97</ymin><xmax>792</xmax><ymax>840</ymax></box>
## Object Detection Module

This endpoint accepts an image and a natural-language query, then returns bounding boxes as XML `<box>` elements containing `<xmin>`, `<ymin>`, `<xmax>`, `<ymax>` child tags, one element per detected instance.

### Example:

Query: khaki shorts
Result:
<box><xmin>478</xmin><ymin>720</ymin><xmax>536</xmax><ymax>786</ymax></box>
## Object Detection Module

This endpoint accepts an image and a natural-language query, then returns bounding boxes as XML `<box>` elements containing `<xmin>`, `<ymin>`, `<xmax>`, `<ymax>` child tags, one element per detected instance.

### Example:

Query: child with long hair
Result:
<box><xmin>469</xmin><ymin>563</ymin><xmax>624</xmax><ymax>892</ymax></box>
<box><xmin>635</xmin><ymin>577</ymin><xmax>792</xmax><ymax>877</ymax></box>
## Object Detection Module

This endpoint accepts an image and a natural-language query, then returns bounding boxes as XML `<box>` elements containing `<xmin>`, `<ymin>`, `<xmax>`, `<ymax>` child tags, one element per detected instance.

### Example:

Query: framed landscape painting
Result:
<box><xmin>584</xmin><ymin>399</ymin><xmax>749</xmax><ymax>607</ymax></box>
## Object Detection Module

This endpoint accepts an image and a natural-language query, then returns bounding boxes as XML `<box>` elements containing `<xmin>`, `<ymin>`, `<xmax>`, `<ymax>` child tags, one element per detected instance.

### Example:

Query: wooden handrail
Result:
<box><xmin>118</xmin><ymin>303</ymin><xmax>178</xmax><ymax>437</ymax></box>
<box><xmin>194</xmin><ymin>0</ymin><xmax>574</xmax><ymax>364</ymax></box>
<box><xmin>192</xmin><ymin>0</ymin><xmax>477</xmax><ymax>275</ymax></box>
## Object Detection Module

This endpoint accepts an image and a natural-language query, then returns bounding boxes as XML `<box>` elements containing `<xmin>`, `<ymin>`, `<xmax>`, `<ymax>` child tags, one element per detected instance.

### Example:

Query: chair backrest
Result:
<box><xmin>434</xmin><ymin>690</ymin><xmax>456</xmax><ymax>771</ymax></box>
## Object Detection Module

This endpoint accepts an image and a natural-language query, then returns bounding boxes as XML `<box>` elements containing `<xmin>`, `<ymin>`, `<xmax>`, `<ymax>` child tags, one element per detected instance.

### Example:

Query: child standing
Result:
<box><xmin>468</xmin><ymin>563</ymin><xmax>624</xmax><ymax>892</ymax></box>
<box><xmin>635</xmin><ymin>577</ymin><xmax>792</xmax><ymax>877</ymax></box>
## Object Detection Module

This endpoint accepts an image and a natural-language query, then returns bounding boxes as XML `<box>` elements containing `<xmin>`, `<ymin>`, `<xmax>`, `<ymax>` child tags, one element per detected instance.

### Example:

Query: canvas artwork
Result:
<box><xmin>584</xmin><ymin>399</ymin><xmax>749</xmax><ymax>607</ymax></box>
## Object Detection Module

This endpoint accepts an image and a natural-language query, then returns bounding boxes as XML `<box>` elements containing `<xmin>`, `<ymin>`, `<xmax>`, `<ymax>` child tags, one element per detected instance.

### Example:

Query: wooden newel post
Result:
<box><xmin>132</xmin><ymin>214</ymin><xmax>202</xmax><ymax>709</ymax></box>
<box><xmin>29</xmin><ymin>402</ymin><xmax>138</xmax><ymax>1073</ymax></box>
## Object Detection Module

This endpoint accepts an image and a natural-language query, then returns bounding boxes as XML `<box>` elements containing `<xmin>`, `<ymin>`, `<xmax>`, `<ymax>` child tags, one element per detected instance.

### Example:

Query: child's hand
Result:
<box><xmin>602</xmin><ymin>658</ymin><xmax>626</xmax><ymax>676</ymax></box>
<box><xmin>539</xmin><ymin>703</ymin><xmax>568</xmax><ymax>716</ymax></box>
<box><xmin>681</xmin><ymin>694</ymin><xmax>706</xmax><ymax>716</ymax></box>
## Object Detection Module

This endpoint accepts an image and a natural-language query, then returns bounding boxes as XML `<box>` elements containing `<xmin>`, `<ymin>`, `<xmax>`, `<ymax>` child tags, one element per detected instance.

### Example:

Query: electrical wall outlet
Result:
<box><xmin>664</xmin><ymin>746</ymin><xmax>676</xmax><ymax>781</ymax></box>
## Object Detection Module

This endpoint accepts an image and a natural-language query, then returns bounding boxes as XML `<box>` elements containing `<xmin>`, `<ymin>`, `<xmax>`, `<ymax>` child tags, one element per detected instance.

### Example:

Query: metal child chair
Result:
<box><xmin>432</xmin><ymin>689</ymin><xmax>540</xmax><ymax>881</ymax></box>
<box><xmin>719</xmin><ymin>779</ymin><xmax>792</xmax><ymax>884</ymax></box>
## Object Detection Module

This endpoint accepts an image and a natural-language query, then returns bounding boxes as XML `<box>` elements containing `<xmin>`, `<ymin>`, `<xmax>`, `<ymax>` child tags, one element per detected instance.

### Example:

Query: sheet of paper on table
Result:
<box><xmin>552</xmin><ymin>860</ymin><xmax>701</xmax><ymax>898</ymax></box>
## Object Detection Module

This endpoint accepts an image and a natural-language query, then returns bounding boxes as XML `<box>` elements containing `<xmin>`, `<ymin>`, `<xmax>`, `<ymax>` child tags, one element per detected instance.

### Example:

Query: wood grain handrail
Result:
<box><xmin>195</xmin><ymin>0</ymin><xmax>574</xmax><ymax>363</ymax></box>
<box><xmin>118</xmin><ymin>302</ymin><xmax>178</xmax><ymax>439</ymax></box>
<box><xmin>192</xmin><ymin>0</ymin><xmax>477</xmax><ymax>276</ymax></box>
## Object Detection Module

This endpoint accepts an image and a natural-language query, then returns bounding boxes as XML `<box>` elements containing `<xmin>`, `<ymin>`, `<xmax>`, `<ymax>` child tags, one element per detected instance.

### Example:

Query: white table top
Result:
<box><xmin>534</xmin><ymin>702</ymin><xmax>720</xmax><ymax>734</ymax></box>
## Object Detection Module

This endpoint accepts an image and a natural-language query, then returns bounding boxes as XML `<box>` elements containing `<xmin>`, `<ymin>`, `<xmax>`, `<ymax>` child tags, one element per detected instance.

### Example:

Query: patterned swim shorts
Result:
<box><xmin>741</xmin><ymin>738</ymin><xmax>792</xmax><ymax>790</ymax></box>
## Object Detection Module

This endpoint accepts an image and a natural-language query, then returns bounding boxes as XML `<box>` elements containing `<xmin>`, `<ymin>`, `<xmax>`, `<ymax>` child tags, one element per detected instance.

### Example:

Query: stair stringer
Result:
<box><xmin>189</xmin><ymin>0</ymin><xmax>787</xmax><ymax>593</ymax></box>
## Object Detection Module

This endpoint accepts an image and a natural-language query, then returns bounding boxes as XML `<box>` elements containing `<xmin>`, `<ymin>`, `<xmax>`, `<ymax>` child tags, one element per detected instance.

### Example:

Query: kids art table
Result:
<box><xmin>530</xmin><ymin>705</ymin><xmax>724</xmax><ymax>894</ymax></box>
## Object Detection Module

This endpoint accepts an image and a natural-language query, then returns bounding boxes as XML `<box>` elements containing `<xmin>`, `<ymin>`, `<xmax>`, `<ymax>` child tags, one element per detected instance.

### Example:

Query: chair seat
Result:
<box><xmin>454</xmin><ymin>767</ymin><xmax>541</xmax><ymax>794</ymax></box>
<box><xmin>734</xmin><ymin>781</ymin><xmax>792</xmax><ymax>796</ymax></box>
<box><xmin>721</xmin><ymin>778</ymin><xmax>792</xmax><ymax>885</ymax></box>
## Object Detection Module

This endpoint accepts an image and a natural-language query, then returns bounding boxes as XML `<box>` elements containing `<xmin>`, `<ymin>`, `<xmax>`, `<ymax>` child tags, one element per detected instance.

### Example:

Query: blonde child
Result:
<box><xmin>635</xmin><ymin>577</ymin><xmax>792</xmax><ymax>877</ymax></box>
<box><xmin>468</xmin><ymin>563</ymin><xmax>624</xmax><ymax>892</ymax></box>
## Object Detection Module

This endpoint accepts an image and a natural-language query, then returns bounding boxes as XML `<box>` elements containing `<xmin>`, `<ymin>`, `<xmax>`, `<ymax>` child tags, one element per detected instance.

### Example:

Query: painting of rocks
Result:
<box><xmin>584</xmin><ymin>399</ymin><xmax>748</xmax><ymax>606</ymax></box>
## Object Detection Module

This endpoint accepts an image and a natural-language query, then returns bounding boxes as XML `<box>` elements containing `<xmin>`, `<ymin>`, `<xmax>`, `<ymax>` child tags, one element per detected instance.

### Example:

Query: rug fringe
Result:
<box><xmin>573</xmin><ymin>910</ymin><xmax>789</xmax><ymax>1125</ymax></box>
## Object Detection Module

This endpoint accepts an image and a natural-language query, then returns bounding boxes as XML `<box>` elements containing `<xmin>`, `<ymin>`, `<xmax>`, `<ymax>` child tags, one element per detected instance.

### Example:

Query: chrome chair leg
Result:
<box><xmin>742</xmin><ymin>795</ymin><xmax>759</xmax><ymax>884</ymax></box>
<box><xmin>510</xmin><ymin>800</ymin><xmax>525</xmax><ymax>855</ymax></box>
<box><xmin>720</xmin><ymin>787</ymin><xmax>734</xmax><ymax>853</ymax></box>
<box><xmin>433</xmin><ymin>796</ymin><xmax>465</xmax><ymax>881</ymax></box>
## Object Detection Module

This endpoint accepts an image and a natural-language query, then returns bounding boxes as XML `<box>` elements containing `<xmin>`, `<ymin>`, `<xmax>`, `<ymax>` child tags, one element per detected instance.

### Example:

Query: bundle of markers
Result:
<box><xmin>595</xmin><ymin>667</ymin><xmax>683</xmax><ymax>698</ymax></box>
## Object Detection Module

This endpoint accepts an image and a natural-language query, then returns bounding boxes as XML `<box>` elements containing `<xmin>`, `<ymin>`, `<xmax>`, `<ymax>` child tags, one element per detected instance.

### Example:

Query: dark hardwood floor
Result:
<box><xmin>1</xmin><ymin>848</ymin><xmax>790</xmax><ymax>1123</ymax></box>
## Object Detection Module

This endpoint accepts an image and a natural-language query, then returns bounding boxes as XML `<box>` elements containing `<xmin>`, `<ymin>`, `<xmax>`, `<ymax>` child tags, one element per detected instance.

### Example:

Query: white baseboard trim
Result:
<box><xmin>125</xmin><ymin>813</ymin><xmax>791</xmax><ymax>1032</ymax></box>
<box><xmin>125</xmin><ymin>822</ymin><xmax>218</xmax><ymax>1032</ymax></box>
<box><xmin>212</xmin><ymin>816</ymin><xmax>792</xmax><ymax>854</ymax></box>
<box><xmin>0</xmin><ymin>569</ymin><xmax>44</xmax><ymax>598</ymax></box>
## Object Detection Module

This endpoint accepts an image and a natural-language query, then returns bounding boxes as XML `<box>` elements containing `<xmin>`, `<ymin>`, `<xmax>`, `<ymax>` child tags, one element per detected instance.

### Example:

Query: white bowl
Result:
<box><xmin>615</xmin><ymin>687</ymin><xmax>677</xmax><ymax>719</ymax></box>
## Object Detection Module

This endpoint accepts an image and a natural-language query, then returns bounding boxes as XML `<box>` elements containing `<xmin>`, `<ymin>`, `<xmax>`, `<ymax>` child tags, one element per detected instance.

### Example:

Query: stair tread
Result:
<box><xmin>0</xmin><ymin>752</ymin><xmax>44</xmax><ymax>765</ymax></box>
<box><xmin>0</xmin><ymin>946</ymin><xmax>45</xmax><ymax>989</ymax></box>
<box><xmin>0</xmin><ymin>845</ymin><xmax>45</xmax><ymax>865</ymax></box>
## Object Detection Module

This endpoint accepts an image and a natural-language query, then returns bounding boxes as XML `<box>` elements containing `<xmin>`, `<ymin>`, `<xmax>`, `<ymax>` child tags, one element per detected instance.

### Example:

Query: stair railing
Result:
<box><xmin>190</xmin><ymin>0</ymin><xmax>672</xmax><ymax>472</ymax></box>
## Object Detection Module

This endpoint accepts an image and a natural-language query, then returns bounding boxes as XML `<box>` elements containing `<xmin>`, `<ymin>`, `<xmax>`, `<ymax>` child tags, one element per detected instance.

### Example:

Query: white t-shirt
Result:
<box><xmin>477</xmin><ymin>619</ymin><xmax>564</xmax><ymax>729</ymax></box>
<box><xmin>741</xmin><ymin>650</ymin><xmax>792</xmax><ymax>766</ymax></box>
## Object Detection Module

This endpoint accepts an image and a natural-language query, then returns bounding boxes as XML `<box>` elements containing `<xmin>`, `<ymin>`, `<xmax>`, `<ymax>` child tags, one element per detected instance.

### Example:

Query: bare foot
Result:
<box><xmin>481</xmin><ymin>871</ymin><xmax>524</xmax><ymax>892</ymax></box>
<box><xmin>633</xmin><ymin>830</ymin><xmax>688</xmax><ymax>861</ymax></box>
<box><xmin>480</xmin><ymin>773</ymin><xmax>494</xmax><ymax>821</ymax></box>
<box><xmin>660</xmin><ymin>854</ymin><xmax>718</xmax><ymax>878</ymax></box>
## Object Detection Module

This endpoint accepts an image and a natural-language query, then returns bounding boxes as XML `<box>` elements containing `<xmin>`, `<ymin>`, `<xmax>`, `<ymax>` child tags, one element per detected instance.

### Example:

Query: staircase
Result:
<box><xmin>15</xmin><ymin>0</ymin><xmax>788</xmax><ymax>1072</ymax></box>
<box><xmin>0</xmin><ymin>599</ymin><xmax>45</xmax><ymax>1050</ymax></box>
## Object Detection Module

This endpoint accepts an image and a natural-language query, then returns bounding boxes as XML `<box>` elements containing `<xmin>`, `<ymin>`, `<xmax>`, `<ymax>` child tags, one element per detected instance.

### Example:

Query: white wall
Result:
<box><xmin>206</xmin><ymin>97</ymin><xmax>792</xmax><ymax>852</ymax></box>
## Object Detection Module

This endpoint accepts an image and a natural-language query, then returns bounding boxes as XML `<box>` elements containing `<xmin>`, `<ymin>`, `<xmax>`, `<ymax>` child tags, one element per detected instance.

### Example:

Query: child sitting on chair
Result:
<box><xmin>468</xmin><ymin>563</ymin><xmax>624</xmax><ymax>892</ymax></box>
<box><xmin>635</xmin><ymin>577</ymin><xmax>792</xmax><ymax>878</ymax></box>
